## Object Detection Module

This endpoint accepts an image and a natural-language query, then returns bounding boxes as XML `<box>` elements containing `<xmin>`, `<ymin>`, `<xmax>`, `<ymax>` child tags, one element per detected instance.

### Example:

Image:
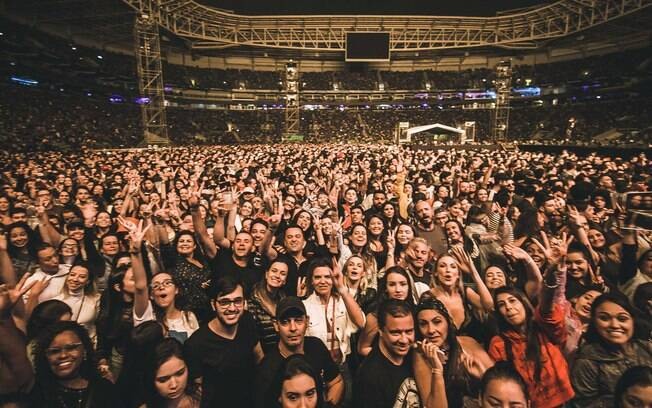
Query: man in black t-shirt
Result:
<box><xmin>209</xmin><ymin>231</ymin><xmax>261</xmax><ymax>295</ymax></box>
<box><xmin>184</xmin><ymin>276</ymin><xmax>264</xmax><ymax>408</ymax></box>
<box><xmin>255</xmin><ymin>296</ymin><xmax>343</xmax><ymax>408</ymax></box>
<box><xmin>354</xmin><ymin>300</ymin><xmax>421</xmax><ymax>408</ymax></box>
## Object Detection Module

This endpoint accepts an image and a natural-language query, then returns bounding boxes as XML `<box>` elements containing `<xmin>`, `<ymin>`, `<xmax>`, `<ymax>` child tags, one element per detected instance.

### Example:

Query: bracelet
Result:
<box><xmin>431</xmin><ymin>368</ymin><xmax>443</xmax><ymax>376</ymax></box>
<box><xmin>544</xmin><ymin>279</ymin><xmax>559</xmax><ymax>289</ymax></box>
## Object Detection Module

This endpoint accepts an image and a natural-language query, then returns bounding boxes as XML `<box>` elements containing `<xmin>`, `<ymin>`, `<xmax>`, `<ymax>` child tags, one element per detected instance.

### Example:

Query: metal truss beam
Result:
<box><xmin>491</xmin><ymin>61</ymin><xmax>512</xmax><ymax>142</ymax></box>
<box><xmin>121</xmin><ymin>0</ymin><xmax>651</xmax><ymax>51</ymax></box>
<box><xmin>283</xmin><ymin>62</ymin><xmax>301</xmax><ymax>141</ymax></box>
<box><xmin>135</xmin><ymin>14</ymin><xmax>170</xmax><ymax>144</ymax></box>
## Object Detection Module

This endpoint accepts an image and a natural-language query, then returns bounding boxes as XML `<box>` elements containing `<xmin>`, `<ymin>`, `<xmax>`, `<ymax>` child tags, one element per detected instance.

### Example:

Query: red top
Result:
<box><xmin>489</xmin><ymin>304</ymin><xmax>575</xmax><ymax>408</ymax></box>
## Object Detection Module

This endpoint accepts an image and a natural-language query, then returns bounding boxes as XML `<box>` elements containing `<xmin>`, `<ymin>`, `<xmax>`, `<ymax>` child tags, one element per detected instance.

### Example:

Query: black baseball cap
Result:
<box><xmin>276</xmin><ymin>296</ymin><xmax>306</xmax><ymax>320</ymax></box>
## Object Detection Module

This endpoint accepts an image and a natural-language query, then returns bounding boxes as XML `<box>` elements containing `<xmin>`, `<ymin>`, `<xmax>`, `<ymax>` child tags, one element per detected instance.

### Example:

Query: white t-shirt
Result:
<box><xmin>24</xmin><ymin>264</ymin><xmax>71</xmax><ymax>303</ymax></box>
<box><xmin>133</xmin><ymin>301</ymin><xmax>199</xmax><ymax>344</ymax></box>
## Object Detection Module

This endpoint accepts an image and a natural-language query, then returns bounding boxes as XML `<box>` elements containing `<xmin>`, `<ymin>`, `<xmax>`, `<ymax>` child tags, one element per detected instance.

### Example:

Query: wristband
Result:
<box><xmin>544</xmin><ymin>279</ymin><xmax>559</xmax><ymax>289</ymax></box>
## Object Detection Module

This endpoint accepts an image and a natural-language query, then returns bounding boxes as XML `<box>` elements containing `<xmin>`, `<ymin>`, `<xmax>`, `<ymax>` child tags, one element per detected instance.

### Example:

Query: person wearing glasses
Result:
<box><xmin>183</xmin><ymin>275</ymin><xmax>264</xmax><ymax>408</ymax></box>
<box><xmin>130</xmin><ymin>224</ymin><xmax>198</xmax><ymax>344</ymax></box>
<box><xmin>29</xmin><ymin>320</ymin><xmax>119</xmax><ymax>407</ymax></box>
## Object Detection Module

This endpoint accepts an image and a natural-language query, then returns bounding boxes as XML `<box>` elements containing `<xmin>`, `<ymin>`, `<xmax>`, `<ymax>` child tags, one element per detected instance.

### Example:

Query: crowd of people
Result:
<box><xmin>0</xmin><ymin>142</ymin><xmax>650</xmax><ymax>408</ymax></box>
<box><xmin>3</xmin><ymin>81</ymin><xmax>650</xmax><ymax>150</ymax></box>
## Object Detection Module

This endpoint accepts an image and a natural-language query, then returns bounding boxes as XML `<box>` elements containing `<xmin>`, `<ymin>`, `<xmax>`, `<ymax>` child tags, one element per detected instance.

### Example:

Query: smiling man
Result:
<box><xmin>184</xmin><ymin>276</ymin><xmax>264</xmax><ymax>408</ymax></box>
<box><xmin>354</xmin><ymin>300</ymin><xmax>421</xmax><ymax>408</ymax></box>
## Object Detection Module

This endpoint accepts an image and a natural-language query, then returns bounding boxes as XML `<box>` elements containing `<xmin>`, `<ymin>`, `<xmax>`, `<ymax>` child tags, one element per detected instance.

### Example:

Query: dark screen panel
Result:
<box><xmin>345</xmin><ymin>32</ymin><xmax>390</xmax><ymax>61</ymax></box>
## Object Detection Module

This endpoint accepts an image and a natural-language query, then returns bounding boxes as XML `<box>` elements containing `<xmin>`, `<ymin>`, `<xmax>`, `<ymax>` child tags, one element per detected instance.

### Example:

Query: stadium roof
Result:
<box><xmin>4</xmin><ymin>0</ymin><xmax>652</xmax><ymax>63</ymax></box>
<box><xmin>198</xmin><ymin>0</ymin><xmax>552</xmax><ymax>17</ymax></box>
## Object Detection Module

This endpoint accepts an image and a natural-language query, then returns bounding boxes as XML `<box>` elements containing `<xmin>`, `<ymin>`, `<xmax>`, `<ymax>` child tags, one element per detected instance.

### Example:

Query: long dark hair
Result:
<box><xmin>493</xmin><ymin>287</ymin><xmax>544</xmax><ymax>382</ymax></box>
<box><xmin>444</xmin><ymin>219</ymin><xmax>475</xmax><ymax>254</ymax></box>
<box><xmin>394</xmin><ymin>222</ymin><xmax>418</xmax><ymax>255</ymax></box>
<box><xmin>366</xmin><ymin>213</ymin><xmax>388</xmax><ymax>242</ymax></box>
<box><xmin>144</xmin><ymin>337</ymin><xmax>199</xmax><ymax>408</ymax></box>
<box><xmin>34</xmin><ymin>321</ymin><xmax>98</xmax><ymax>392</ymax></box>
<box><xmin>6</xmin><ymin>221</ymin><xmax>41</xmax><ymax>261</ymax></box>
<box><xmin>149</xmin><ymin>272</ymin><xmax>188</xmax><ymax>330</ymax></box>
<box><xmin>96</xmin><ymin>264</ymin><xmax>133</xmax><ymax>343</ymax></box>
<box><xmin>584</xmin><ymin>292</ymin><xmax>639</xmax><ymax>346</ymax></box>
<box><xmin>377</xmin><ymin>266</ymin><xmax>415</xmax><ymax>306</ymax></box>
<box><xmin>514</xmin><ymin>208</ymin><xmax>541</xmax><ymax>241</ymax></box>
<box><xmin>274</xmin><ymin>354</ymin><xmax>324</xmax><ymax>408</ymax></box>
<box><xmin>120</xmin><ymin>322</ymin><xmax>165</xmax><ymax>407</ymax></box>
<box><xmin>290</xmin><ymin>210</ymin><xmax>316</xmax><ymax>242</ymax></box>
<box><xmin>415</xmin><ymin>294</ymin><xmax>467</xmax><ymax>389</ymax></box>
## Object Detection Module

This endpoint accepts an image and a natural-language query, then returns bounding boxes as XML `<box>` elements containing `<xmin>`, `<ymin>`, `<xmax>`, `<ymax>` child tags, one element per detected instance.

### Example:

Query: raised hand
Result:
<box><xmin>567</xmin><ymin>205</ymin><xmax>582</xmax><ymax>226</ymax></box>
<box><xmin>296</xmin><ymin>276</ymin><xmax>307</xmax><ymax>298</ymax></box>
<box><xmin>503</xmin><ymin>243</ymin><xmax>530</xmax><ymax>262</ymax></box>
<box><xmin>331</xmin><ymin>258</ymin><xmax>346</xmax><ymax>293</ymax></box>
<box><xmin>269</xmin><ymin>214</ymin><xmax>282</xmax><ymax>229</ymax></box>
<box><xmin>128</xmin><ymin>219</ymin><xmax>151</xmax><ymax>252</ymax></box>
<box><xmin>386</xmin><ymin>229</ymin><xmax>396</xmax><ymax>253</ymax></box>
<box><xmin>450</xmin><ymin>245</ymin><xmax>473</xmax><ymax>275</ymax></box>
<box><xmin>530</xmin><ymin>231</ymin><xmax>553</xmax><ymax>262</ymax></box>
<box><xmin>0</xmin><ymin>273</ymin><xmax>36</xmax><ymax>314</ymax></box>
<box><xmin>127</xmin><ymin>178</ymin><xmax>139</xmax><ymax>196</ymax></box>
<box><xmin>80</xmin><ymin>202</ymin><xmax>97</xmax><ymax>221</ymax></box>
<box><xmin>117</xmin><ymin>215</ymin><xmax>137</xmax><ymax>234</ymax></box>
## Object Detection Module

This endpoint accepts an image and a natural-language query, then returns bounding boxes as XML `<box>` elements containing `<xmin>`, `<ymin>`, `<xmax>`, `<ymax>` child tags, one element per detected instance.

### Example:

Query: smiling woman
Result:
<box><xmin>571</xmin><ymin>293</ymin><xmax>652</xmax><ymax>408</ymax></box>
<box><xmin>54</xmin><ymin>263</ymin><xmax>101</xmax><ymax>344</ymax></box>
<box><xmin>30</xmin><ymin>321</ymin><xmax>118</xmax><ymax>407</ymax></box>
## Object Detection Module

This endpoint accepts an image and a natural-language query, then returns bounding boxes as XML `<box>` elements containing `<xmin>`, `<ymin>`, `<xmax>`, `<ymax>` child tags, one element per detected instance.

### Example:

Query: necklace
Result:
<box><xmin>57</xmin><ymin>385</ymin><xmax>86</xmax><ymax>408</ymax></box>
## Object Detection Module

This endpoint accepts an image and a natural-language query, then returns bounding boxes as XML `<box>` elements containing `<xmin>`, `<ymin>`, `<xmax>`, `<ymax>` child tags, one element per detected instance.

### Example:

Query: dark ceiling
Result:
<box><xmin>199</xmin><ymin>0</ymin><xmax>552</xmax><ymax>16</ymax></box>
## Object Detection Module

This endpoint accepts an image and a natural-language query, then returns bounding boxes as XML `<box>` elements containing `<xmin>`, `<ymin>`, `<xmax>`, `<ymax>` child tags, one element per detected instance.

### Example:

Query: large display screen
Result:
<box><xmin>345</xmin><ymin>32</ymin><xmax>390</xmax><ymax>62</ymax></box>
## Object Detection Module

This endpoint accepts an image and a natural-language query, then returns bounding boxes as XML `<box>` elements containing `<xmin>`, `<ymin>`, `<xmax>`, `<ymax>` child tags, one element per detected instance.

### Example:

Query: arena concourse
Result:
<box><xmin>1</xmin><ymin>0</ymin><xmax>651</xmax><ymax>407</ymax></box>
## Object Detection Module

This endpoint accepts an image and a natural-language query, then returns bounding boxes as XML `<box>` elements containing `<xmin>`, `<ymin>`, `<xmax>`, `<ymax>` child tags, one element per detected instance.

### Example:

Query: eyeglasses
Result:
<box><xmin>151</xmin><ymin>279</ymin><xmax>175</xmax><ymax>290</ymax></box>
<box><xmin>45</xmin><ymin>343</ymin><xmax>83</xmax><ymax>357</ymax></box>
<box><xmin>216</xmin><ymin>297</ymin><xmax>244</xmax><ymax>309</ymax></box>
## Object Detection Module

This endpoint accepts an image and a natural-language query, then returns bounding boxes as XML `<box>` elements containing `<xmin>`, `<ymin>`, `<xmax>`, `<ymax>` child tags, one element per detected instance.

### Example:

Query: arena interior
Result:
<box><xmin>0</xmin><ymin>0</ymin><xmax>652</xmax><ymax>407</ymax></box>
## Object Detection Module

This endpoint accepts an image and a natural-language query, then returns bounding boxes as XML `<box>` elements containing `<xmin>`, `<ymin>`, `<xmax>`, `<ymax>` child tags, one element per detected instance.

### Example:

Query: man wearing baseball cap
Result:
<box><xmin>254</xmin><ymin>296</ymin><xmax>343</xmax><ymax>408</ymax></box>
